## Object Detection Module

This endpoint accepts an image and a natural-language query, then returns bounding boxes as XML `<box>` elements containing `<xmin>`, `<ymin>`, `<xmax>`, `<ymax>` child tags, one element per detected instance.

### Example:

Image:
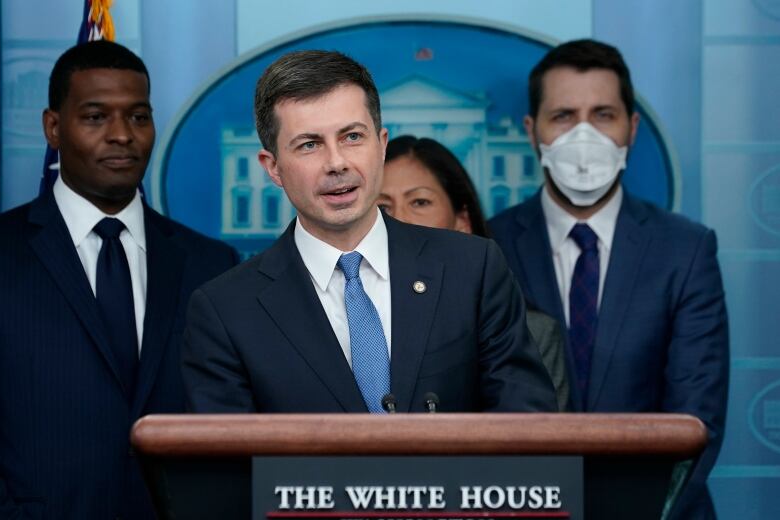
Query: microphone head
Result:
<box><xmin>423</xmin><ymin>392</ymin><xmax>440</xmax><ymax>405</ymax></box>
<box><xmin>423</xmin><ymin>392</ymin><xmax>440</xmax><ymax>413</ymax></box>
<box><xmin>381</xmin><ymin>393</ymin><xmax>397</xmax><ymax>413</ymax></box>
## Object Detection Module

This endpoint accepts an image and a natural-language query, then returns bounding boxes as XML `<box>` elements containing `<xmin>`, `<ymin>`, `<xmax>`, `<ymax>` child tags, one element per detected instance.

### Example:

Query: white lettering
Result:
<box><xmin>373</xmin><ymin>486</ymin><xmax>397</xmax><ymax>508</ymax></box>
<box><xmin>396</xmin><ymin>487</ymin><xmax>408</xmax><ymax>509</ymax></box>
<box><xmin>274</xmin><ymin>486</ymin><xmax>334</xmax><ymax>510</ymax></box>
<box><xmin>544</xmin><ymin>486</ymin><xmax>561</xmax><ymax>509</ymax></box>
<box><xmin>293</xmin><ymin>487</ymin><xmax>316</xmax><ymax>509</ymax></box>
<box><xmin>428</xmin><ymin>486</ymin><xmax>446</xmax><ymax>509</ymax></box>
<box><xmin>527</xmin><ymin>486</ymin><xmax>544</xmax><ymax>509</ymax></box>
<box><xmin>346</xmin><ymin>487</ymin><xmax>375</xmax><ymax>509</ymax></box>
<box><xmin>274</xmin><ymin>486</ymin><xmax>294</xmax><ymax>509</ymax></box>
<box><xmin>319</xmin><ymin>487</ymin><xmax>335</xmax><ymax>509</ymax></box>
<box><xmin>507</xmin><ymin>486</ymin><xmax>527</xmax><ymax>509</ymax></box>
<box><xmin>482</xmin><ymin>486</ymin><xmax>506</xmax><ymax>509</ymax></box>
<box><xmin>460</xmin><ymin>486</ymin><xmax>482</xmax><ymax>509</ymax></box>
<box><xmin>407</xmin><ymin>486</ymin><xmax>426</xmax><ymax>509</ymax></box>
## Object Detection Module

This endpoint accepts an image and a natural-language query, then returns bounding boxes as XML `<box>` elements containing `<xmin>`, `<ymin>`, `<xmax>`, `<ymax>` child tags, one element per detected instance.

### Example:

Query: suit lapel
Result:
<box><xmin>385</xmin><ymin>217</ymin><xmax>443</xmax><ymax>413</ymax></box>
<box><xmin>510</xmin><ymin>196</ymin><xmax>567</xmax><ymax>325</ymax></box>
<box><xmin>587</xmin><ymin>194</ymin><xmax>650</xmax><ymax>409</ymax></box>
<box><xmin>131</xmin><ymin>208</ymin><xmax>186</xmax><ymax>417</ymax></box>
<box><xmin>27</xmin><ymin>193</ymin><xmax>126</xmax><ymax>393</ymax></box>
<box><xmin>509</xmin><ymin>196</ymin><xmax>584</xmax><ymax>409</ymax></box>
<box><xmin>256</xmin><ymin>224</ymin><xmax>367</xmax><ymax>412</ymax></box>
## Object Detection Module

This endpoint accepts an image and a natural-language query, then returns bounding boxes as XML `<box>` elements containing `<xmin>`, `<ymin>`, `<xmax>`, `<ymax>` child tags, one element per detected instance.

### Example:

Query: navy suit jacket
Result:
<box><xmin>489</xmin><ymin>190</ymin><xmax>729</xmax><ymax>519</ymax></box>
<box><xmin>0</xmin><ymin>192</ymin><xmax>238</xmax><ymax>519</ymax></box>
<box><xmin>182</xmin><ymin>214</ymin><xmax>557</xmax><ymax>414</ymax></box>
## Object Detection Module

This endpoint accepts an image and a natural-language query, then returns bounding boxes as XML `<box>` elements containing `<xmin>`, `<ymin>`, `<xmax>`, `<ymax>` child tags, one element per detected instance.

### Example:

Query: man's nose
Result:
<box><xmin>106</xmin><ymin>116</ymin><xmax>133</xmax><ymax>144</ymax></box>
<box><xmin>324</xmin><ymin>144</ymin><xmax>348</xmax><ymax>173</ymax></box>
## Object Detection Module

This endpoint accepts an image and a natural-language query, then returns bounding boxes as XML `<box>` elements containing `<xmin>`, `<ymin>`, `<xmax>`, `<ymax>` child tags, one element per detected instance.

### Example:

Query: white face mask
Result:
<box><xmin>539</xmin><ymin>122</ymin><xmax>628</xmax><ymax>207</ymax></box>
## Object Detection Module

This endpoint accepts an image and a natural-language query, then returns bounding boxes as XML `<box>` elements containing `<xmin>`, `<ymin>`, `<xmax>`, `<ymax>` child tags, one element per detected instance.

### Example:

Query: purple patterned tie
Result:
<box><xmin>568</xmin><ymin>223</ymin><xmax>599</xmax><ymax>408</ymax></box>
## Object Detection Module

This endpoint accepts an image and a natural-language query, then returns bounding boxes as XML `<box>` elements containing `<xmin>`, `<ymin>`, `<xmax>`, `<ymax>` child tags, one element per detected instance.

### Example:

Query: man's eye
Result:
<box><xmin>596</xmin><ymin>110</ymin><xmax>615</xmax><ymax>120</ymax></box>
<box><xmin>83</xmin><ymin>113</ymin><xmax>106</xmax><ymax>122</ymax></box>
<box><xmin>552</xmin><ymin>112</ymin><xmax>571</xmax><ymax>122</ymax></box>
<box><xmin>131</xmin><ymin>112</ymin><xmax>151</xmax><ymax>123</ymax></box>
<box><xmin>345</xmin><ymin>132</ymin><xmax>362</xmax><ymax>142</ymax></box>
<box><xmin>300</xmin><ymin>141</ymin><xmax>317</xmax><ymax>151</ymax></box>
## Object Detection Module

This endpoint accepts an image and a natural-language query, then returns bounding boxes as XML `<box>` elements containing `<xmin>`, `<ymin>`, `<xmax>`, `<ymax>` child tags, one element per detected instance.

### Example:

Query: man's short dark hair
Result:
<box><xmin>254</xmin><ymin>50</ymin><xmax>382</xmax><ymax>156</ymax></box>
<box><xmin>48</xmin><ymin>40</ymin><xmax>150</xmax><ymax>111</ymax></box>
<box><xmin>528</xmin><ymin>39</ymin><xmax>635</xmax><ymax>118</ymax></box>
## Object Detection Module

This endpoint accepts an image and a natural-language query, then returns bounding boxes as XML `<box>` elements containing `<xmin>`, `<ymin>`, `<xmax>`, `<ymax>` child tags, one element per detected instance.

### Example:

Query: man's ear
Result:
<box><xmin>258</xmin><ymin>149</ymin><xmax>282</xmax><ymax>188</ymax></box>
<box><xmin>42</xmin><ymin>109</ymin><xmax>60</xmax><ymax>149</ymax></box>
<box><xmin>629</xmin><ymin>111</ymin><xmax>640</xmax><ymax>146</ymax></box>
<box><xmin>379</xmin><ymin>127</ymin><xmax>388</xmax><ymax>162</ymax></box>
<box><xmin>523</xmin><ymin>115</ymin><xmax>537</xmax><ymax>149</ymax></box>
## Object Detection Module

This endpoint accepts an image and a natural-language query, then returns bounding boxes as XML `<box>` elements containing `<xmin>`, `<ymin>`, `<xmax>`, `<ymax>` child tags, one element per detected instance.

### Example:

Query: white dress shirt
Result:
<box><xmin>294</xmin><ymin>208</ymin><xmax>392</xmax><ymax>367</ymax></box>
<box><xmin>541</xmin><ymin>184</ymin><xmax>623</xmax><ymax>327</ymax></box>
<box><xmin>53</xmin><ymin>175</ymin><xmax>147</xmax><ymax>350</ymax></box>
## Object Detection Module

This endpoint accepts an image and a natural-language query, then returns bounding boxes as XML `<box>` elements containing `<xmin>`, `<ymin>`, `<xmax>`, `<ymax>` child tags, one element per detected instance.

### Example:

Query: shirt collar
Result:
<box><xmin>294</xmin><ymin>208</ymin><xmax>389</xmax><ymax>292</ymax></box>
<box><xmin>541</xmin><ymin>183</ymin><xmax>623</xmax><ymax>253</ymax></box>
<box><xmin>53</xmin><ymin>174</ymin><xmax>146</xmax><ymax>251</ymax></box>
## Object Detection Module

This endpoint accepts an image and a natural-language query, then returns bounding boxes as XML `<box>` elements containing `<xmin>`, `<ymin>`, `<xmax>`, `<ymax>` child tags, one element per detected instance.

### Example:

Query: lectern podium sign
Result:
<box><xmin>253</xmin><ymin>456</ymin><xmax>583</xmax><ymax>519</ymax></box>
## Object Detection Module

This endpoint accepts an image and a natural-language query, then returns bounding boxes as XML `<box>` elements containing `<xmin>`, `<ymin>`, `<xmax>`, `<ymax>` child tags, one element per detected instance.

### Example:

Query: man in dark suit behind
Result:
<box><xmin>182</xmin><ymin>50</ymin><xmax>557</xmax><ymax>416</ymax></box>
<box><xmin>0</xmin><ymin>41</ymin><xmax>238</xmax><ymax>519</ymax></box>
<box><xmin>489</xmin><ymin>39</ymin><xmax>729</xmax><ymax>519</ymax></box>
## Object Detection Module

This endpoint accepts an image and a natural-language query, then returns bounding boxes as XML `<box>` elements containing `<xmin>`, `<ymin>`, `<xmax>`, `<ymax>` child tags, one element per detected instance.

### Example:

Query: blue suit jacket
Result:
<box><xmin>489</xmin><ymin>190</ymin><xmax>729</xmax><ymax>519</ymax></box>
<box><xmin>182</xmin><ymin>214</ymin><xmax>557</xmax><ymax>414</ymax></box>
<box><xmin>0</xmin><ymin>192</ymin><xmax>238</xmax><ymax>519</ymax></box>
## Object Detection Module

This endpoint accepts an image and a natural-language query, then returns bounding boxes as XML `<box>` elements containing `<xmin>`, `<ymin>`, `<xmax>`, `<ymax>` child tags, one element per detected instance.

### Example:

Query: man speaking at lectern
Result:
<box><xmin>182</xmin><ymin>50</ymin><xmax>557</xmax><ymax>414</ymax></box>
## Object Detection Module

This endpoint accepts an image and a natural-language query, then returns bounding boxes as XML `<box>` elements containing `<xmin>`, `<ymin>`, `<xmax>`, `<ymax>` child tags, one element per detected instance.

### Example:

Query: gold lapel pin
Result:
<box><xmin>413</xmin><ymin>281</ymin><xmax>427</xmax><ymax>294</ymax></box>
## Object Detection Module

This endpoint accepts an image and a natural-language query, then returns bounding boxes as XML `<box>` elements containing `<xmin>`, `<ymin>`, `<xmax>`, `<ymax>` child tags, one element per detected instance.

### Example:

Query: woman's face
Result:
<box><xmin>378</xmin><ymin>154</ymin><xmax>472</xmax><ymax>233</ymax></box>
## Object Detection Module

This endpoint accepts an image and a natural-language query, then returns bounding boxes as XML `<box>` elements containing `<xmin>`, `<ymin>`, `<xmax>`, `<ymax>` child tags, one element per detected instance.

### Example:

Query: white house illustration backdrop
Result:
<box><xmin>219</xmin><ymin>76</ymin><xmax>542</xmax><ymax>244</ymax></box>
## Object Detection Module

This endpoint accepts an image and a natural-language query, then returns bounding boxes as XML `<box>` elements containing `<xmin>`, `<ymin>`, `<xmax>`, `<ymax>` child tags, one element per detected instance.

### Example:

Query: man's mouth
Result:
<box><xmin>100</xmin><ymin>156</ymin><xmax>138</xmax><ymax>169</ymax></box>
<box><xmin>322</xmin><ymin>185</ymin><xmax>359</xmax><ymax>204</ymax></box>
<box><xmin>327</xmin><ymin>186</ymin><xmax>356</xmax><ymax>195</ymax></box>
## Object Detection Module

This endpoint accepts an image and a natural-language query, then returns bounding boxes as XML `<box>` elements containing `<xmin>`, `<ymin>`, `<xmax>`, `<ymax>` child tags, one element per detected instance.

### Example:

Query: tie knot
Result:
<box><xmin>337</xmin><ymin>251</ymin><xmax>363</xmax><ymax>280</ymax></box>
<box><xmin>94</xmin><ymin>217</ymin><xmax>126</xmax><ymax>240</ymax></box>
<box><xmin>569</xmin><ymin>223</ymin><xmax>598</xmax><ymax>251</ymax></box>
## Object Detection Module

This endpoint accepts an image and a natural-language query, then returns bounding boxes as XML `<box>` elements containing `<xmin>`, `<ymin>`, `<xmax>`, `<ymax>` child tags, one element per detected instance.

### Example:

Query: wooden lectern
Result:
<box><xmin>131</xmin><ymin>413</ymin><xmax>706</xmax><ymax>519</ymax></box>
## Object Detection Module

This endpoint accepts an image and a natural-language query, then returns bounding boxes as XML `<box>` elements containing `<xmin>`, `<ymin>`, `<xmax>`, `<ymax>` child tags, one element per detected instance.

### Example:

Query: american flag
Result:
<box><xmin>40</xmin><ymin>0</ymin><xmax>115</xmax><ymax>194</ymax></box>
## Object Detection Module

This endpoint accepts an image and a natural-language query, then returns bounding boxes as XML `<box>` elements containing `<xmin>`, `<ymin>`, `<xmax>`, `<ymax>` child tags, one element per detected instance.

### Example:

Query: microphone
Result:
<box><xmin>423</xmin><ymin>392</ymin><xmax>440</xmax><ymax>413</ymax></box>
<box><xmin>382</xmin><ymin>393</ymin><xmax>398</xmax><ymax>413</ymax></box>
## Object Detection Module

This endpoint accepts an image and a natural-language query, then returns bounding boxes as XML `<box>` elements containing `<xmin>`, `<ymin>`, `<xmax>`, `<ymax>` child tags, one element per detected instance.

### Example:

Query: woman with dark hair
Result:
<box><xmin>378</xmin><ymin>135</ymin><xmax>490</xmax><ymax>238</ymax></box>
<box><xmin>380</xmin><ymin>135</ymin><xmax>570</xmax><ymax>411</ymax></box>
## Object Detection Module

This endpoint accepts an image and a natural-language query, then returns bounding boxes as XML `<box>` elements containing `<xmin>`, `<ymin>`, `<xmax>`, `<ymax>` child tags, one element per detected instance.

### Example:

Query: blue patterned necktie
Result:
<box><xmin>94</xmin><ymin>217</ymin><xmax>139</xmax><ymax>397</ymax></box>
<box><xmin>568</xmin><ymin>223</ymin><xmax>599</xmax><ymax>408</ymax></box>
<box><xmin>337</xmin><ymin>252</ymin><xmax>390</xmax><ymax>413</ymax></box>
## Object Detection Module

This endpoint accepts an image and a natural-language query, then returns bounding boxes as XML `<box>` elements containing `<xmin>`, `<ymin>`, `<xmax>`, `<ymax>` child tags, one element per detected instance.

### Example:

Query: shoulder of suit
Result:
<box><xmin>0</xmin><ymin>200</ymin><xmax>33</xmax><ymax>227</ymax></box>
<box><xmin>625</xmin><ymin>193</ymin><xmax>712</xmax><ymax>239</ymax></box>
<box><xmin>487</xmin><ymin>197</ymin><xmax>538</xmax><ymax>236</ymax></box>
<box><xmin>145</xmin><ymin>205</ymin><xmax>236</xmax><ymax>256</ymax></box>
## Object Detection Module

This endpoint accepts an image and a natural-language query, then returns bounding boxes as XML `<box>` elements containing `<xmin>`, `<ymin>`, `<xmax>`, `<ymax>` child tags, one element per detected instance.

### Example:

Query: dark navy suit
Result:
<box><xmin>489</xmin><ymin>190</ymin><xmax>729</xmax><ymax>519</ymax></box>
<box><xmin>182</xmin><ymin>215</ymin><xmax>557</xmax><ymax>414</ymax></box>
<box><xmin>0</xmin><ymin>192</ymin><xmax>238</xmax><ymax>519</ymax></box>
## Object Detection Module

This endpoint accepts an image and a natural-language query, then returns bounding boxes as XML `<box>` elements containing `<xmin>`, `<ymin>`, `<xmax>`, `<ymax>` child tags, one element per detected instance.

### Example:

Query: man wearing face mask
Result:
<box><xmin>489</xmin><ymin>39</ymin><xmax>728</xmax><ymax>519</ymax></box>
